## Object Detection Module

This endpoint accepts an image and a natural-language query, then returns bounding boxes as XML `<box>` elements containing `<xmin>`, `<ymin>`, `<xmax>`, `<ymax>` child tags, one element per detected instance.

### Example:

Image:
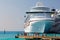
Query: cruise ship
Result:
<box><xmin>24</xmin><ymin>2</ymin><xmax>54</xmax><ymax>33</ymax></box>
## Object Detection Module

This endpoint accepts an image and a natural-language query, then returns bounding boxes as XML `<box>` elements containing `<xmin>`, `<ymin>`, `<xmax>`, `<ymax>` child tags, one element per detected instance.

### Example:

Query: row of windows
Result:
<box><xmin>29</xmin><ymin>13</ymin><xmax>52</xmax><ymax>18</ymax></box>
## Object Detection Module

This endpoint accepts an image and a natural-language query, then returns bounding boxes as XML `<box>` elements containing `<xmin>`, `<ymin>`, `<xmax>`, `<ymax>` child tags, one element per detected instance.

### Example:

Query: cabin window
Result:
<box><xmin>29</xmin><ymin>13</ymin><xmax>51</xmax><ymax>18</ymax></box>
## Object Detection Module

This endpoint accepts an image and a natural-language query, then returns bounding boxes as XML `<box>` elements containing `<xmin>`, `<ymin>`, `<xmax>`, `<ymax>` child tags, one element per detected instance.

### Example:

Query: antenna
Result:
<box><xmin>36</xmin><ymin>2</ymin><xmax>44</xmax><ymax>7</ymax></box>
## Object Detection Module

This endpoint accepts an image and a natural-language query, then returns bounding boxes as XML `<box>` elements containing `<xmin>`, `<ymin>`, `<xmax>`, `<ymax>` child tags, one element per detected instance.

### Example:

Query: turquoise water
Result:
<box><xmin>1</xmin><ymin>31</ymin><xmax>60</xmax><ymax>40</ymax></box>
<box><xmin>0</xmin><ymin>31</ymin><xmax>24</xmax><ymax>40</ymax></box>
<box><xmin>0</xmin><ymin>38</ymin><xmax>24</xmax><ymax>40</ymax></box>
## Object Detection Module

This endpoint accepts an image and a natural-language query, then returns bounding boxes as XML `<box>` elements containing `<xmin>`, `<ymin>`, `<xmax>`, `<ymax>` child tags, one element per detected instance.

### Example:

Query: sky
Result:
<box><xmin>0</xmin><ymin>0</ymin><xmax>60</xmax><ymax>31</ymax></box>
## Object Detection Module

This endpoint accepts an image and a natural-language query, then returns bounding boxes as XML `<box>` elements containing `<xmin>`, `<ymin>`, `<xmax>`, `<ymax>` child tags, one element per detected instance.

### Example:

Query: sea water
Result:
<box><xmin>0</xmin><ymin>31</ymin><xmax>60</xmax><ymax>40</ymax></box>
<box><xmin>0</xmin><ymin>31</ymin><xmax>24</xmax><ymax>40</ymax></box>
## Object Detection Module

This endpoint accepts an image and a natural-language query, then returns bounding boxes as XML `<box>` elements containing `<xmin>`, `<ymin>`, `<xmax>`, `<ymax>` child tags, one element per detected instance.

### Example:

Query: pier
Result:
<box><xmin>19</xmin><ymin>36</ymin><xmax>60</xmax><ymax>40</ymax></box>
<box><xmin>16</xmin><ymin>33</ymin><xmax>60</xmax><ymax>40</ymax></box>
